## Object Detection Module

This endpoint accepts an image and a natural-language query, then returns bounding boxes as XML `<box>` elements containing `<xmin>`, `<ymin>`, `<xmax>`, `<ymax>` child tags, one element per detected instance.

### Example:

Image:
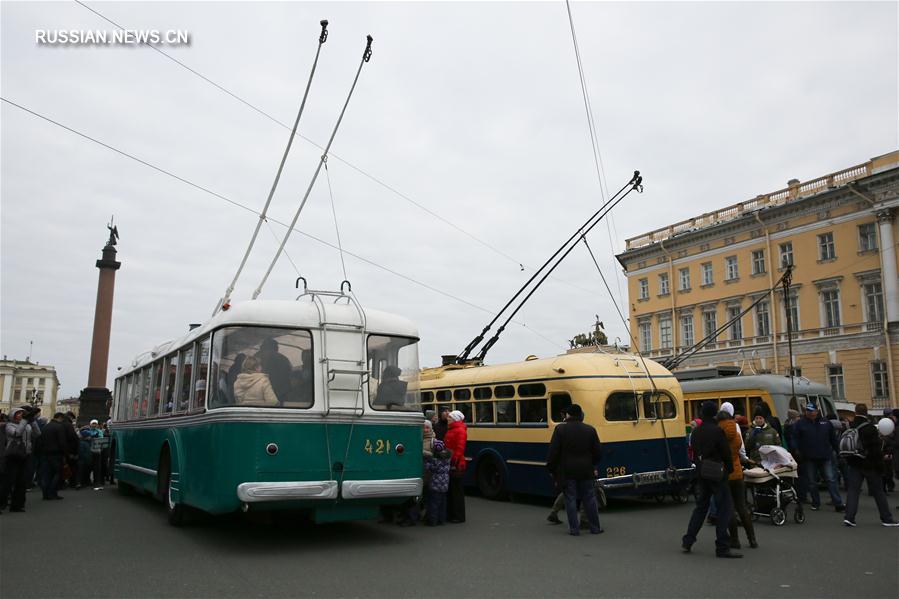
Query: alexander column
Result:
<box><xmin>77</xmin><ymin>222</ymin><xmax>121</xmax><ymax>425</ymax></box>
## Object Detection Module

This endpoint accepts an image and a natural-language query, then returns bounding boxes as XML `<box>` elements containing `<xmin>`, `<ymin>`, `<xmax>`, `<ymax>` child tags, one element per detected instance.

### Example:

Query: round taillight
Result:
<box><xmin>395</xmin><ymin>443</ymin><xmax>405</xmax><ymax>455</ymax></box>
<box><xmin>266</xmin><ymin>443</ymin><xmax>278</xmax><ymax>455</ymax></box>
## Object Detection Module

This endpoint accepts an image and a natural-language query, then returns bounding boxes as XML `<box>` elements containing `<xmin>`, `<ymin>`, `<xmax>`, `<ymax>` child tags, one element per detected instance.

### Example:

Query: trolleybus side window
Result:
<box><xmin>495</xmin><ymin>385</ymin><xmax>515</xmax><ymax>399</ymax></box>
<box><xmin>367</xmin><ymin>334</ymin><xmax>420</xmax><ymax>412</ymax></box>
<box><xmin>210</xmin><ymin>326</ymin><xmax>314</xmax><ymax>409</ymax></box>
<box><xmin>162</xmin><ymin>354</ymin><xmax>178</xmax><ymax>414</ymax></box>
<box><xmin>192</xmin><ymin>336</ymin><xmax>210</xmax><ymax>412</ymax></box>
<box><xmin>454</xmin><ymin>402</ymin><xmax>472</xmax><ymax>423</ymax></box>
<box><xmin>474</xmin><ymin>387</ymin><xmax>492</xmax><ymax>400</ymax></box>
<box><xmin>175</xmin><ymin>345</ymin><xmax>194</xmax><ymax>414</ymax></box>
<box><xmin>605</xmin><ymin>392</ymin><xmax>638</xmax><ymax>421</ymax></box>
<box><xmin>519</xmin><ymin>399</ymin><xmax>548</xmax><ymax>423</ymax></box>
<box><xmin>721</xmin><ymin>396</ymin><xmax>746</xmax><ymax>417</ymax></box>
<box><xmin>129</xmin><ymin>371</ymin><xmax>141</xmax><ymax>419</ymax></box>
<box><xmin>641</xmin><ymin>391</ymin><xmax>676</xmax><ymax>419</ymax></box>
<box><xmin>145</xmin><ymin>361</ymin><xmax>161</xmax><ymax>418</ymax></box>
<box><xmin>550</xmin><ymin>393</ymin><xmax>572</xmax><ymax>422</ymax></box>
<box><xmin>454</xmin><ymin>389</ymin><xmax>471</xmax><ymax>401</ymax></box>
<box><xmin>748</xmin><ymin>396</ymin><xmax>766</xmax><ymax>418</ymax></box>
<box><xmin>518</xmin><ymin>383</ymin><xmax>546</xmax><ymax>398</ymax></box>
<box><xmin>475</xmin><ymin>401</ymin><xmax>494</xmax><ymax>424</ymax></box>
<box><xmin>496</xmin><ymin>400</ymin><xmax>516</xmax><ymax>423</ymax></box>
<box><xmin>421</xmin><ymin>392</ymin><xmax>434</xmax><ymax>403</ymax></box>
<box><xmin>436</xmin><ymin>390</ymin><xmax>451</xmax><ymax>402</ymax></box>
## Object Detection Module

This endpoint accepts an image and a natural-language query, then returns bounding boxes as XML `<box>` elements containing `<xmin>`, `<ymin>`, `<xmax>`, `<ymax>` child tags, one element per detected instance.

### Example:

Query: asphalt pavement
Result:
<box><xmin>2</xmin><ymin>485</ymin><xmax>897</xmax><ymax>598</ymax></box>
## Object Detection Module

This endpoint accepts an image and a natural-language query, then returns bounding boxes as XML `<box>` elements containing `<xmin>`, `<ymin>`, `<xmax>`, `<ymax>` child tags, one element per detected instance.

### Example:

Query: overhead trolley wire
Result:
<box><xmin>0</xmin><ymin>95</ymin><xmax>563</xmax><ymax>349</ymax></box>
<box><xmin>72</xmin><ymin>0</ymin><xmax>601</xmax><ymax>299</ymax></box>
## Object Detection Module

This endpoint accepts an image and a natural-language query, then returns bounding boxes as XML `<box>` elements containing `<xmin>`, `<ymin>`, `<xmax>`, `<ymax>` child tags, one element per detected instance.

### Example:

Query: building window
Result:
<box><xmin>680</xmin><ymin>314</ymin><xmax>694</xmax><ymax>348</ymax></box>
<box><xmin>821</xmin><ymin>289</ymin><xmax>841</xmax><ymax>328</ymax></box>
<box><xmin>779</xmin><ymin>242</ymin><xmax>793</xmax><ymax>268</ymax></box>
<box><xmin>755</xmin><ymin>300</ymin><xmax>770</xmax><ymax>337</ymax></box>
<box><xmin>679</xmin><ymin>268</ymin><xmax>691</xmax><ymax>291</ymax></box>
<box><xmin>727</xmin><ymin>306</ymin><xmax>743</xmax><ymax>341</ymax></box>
<box><xmin>872</xmin><ymin>362</ymin><xmax>889</xmax><ymax>400</ymax></box>
<box><xmin>725</xmin><ymin>256</ymin><xmax>739</xmax><ymax>280</ymax></box>
<box><xmin>864</xmin><ymin>282</ymin><xmax>884</xmax><ymax>323</ymax></box>
<box><xmin>638</xmin><ymin>278</ymin><xmax>649</xmax><ymax>300</ymax></box>
<box><xmin>639</xmin><ymin>321</ymin><xmax>652</xmax><ymax>351</ymax></box>
<box><xmin>659</xmin><ymin>273</ymin><xmax>669</xmax><ymax>295</ymax></box>
<box><xmin>751</xmin><ymin>249</ymin><xmax>766</xmax><ymax>275</ymax></box>
<box><xmin>858</xmin><ymin>223</ymin><xmax>877</xmax><ymax>252</ymax></box>
<box><xmin>701</xmin><ymin>262</ymin><xmax>713</xmax><ymax>286</ymax></box>
<box><xmin>818</xmin><ymin>232</ymin><xmax>836</xmax><ymax>261</ymax></box>
<box><xmin>659</xmin><ymin>316</ymin><xmax>672</xmax><ymax>349</ymax></box>
<box><xmin>783</xmin><ymin>294</ymin><xmax>799</xmax><ymax>332</ymax></box>
<box><xmin>702</xmin><ymin>310</ymin><xmax>717</xmax><ymax>342</ymax></box>
<box><xmin>827</xmin><ymin>365</ymin><xmax>845</xmax><ymax>401</ymax></box>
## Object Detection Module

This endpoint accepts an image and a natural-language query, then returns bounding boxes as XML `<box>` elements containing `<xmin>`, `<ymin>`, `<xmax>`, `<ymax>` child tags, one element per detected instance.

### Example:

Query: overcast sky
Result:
<box><xmin>1</xmin><ymin>1</ymin><xmax>896</xmax><ymax>398</ymax></box>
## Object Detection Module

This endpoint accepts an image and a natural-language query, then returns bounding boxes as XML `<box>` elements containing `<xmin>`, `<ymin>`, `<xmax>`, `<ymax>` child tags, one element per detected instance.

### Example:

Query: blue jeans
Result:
<box><xmin>803</xmin><ymin>458</ymin><xmax>843</xmax><ymax>508</ymax></box>
<box><xmin>563</xmin><ymin>479</ymin><xmax>601</xmax><ymax>534</ymax></box>
<box><xmin>683</xmin><ymin>478</ymin><xmax>733</xmax><ymax>555</ymax></box>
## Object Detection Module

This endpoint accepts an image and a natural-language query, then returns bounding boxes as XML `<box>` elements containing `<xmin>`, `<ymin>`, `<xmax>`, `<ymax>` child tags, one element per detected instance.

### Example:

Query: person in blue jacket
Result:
<box><xmin>794</xmin><ymin>402</ymin><xmax>844</xmax><ymax>512</ymax></box>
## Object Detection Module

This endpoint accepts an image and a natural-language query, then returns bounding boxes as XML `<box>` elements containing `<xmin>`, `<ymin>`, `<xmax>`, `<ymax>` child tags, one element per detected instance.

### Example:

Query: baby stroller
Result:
<box><xmin>744</xmin><ymin>445</ymin><xmax>804</xmax><ymax>526</ymax></box>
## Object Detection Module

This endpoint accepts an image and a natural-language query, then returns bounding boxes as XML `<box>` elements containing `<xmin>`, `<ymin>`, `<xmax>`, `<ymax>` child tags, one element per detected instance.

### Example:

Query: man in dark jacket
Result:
<box><xmin>682</xmin><ymin>401</ymin><xmax>741</xmax><ymax>558</ymax></box>
<box><xmin>843</xmin><ymin>404</ymin><xmax>898</xmax><ymax>527</ymax></box>
<box><xmin>39</xmin><ymin>413</ymin><xmax>68</xmax><ymax>500</ymax></box>
<box><xmin>794</xmin><ymin>402</ymin><xmax>844</xmax><ymax>511</ymax></box>
<box><xmin>546</xmin><ymin>404</ymin><xmax>602</xmax><ymax>536</ymax></box>
<box><xmin>63</xmin><ymin>413</ymin><xmax>80</xmax><ymax>488</ymax></box>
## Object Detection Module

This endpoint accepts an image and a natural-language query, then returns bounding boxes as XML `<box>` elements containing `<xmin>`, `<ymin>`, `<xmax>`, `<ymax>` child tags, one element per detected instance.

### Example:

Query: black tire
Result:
<box><xmin>595</xmin><ymin>485</ymin><xmax>608</xmax><ymax>510</ymax></box>
<box><xmin>476</xmin><ymin>456</ymin><xmax>507</xmax><ymax>500</ymax></box>
<box><xmin>770</xmin><ymin>507</ymin><xmax>786</xmax><ymax>526</ymax></box>
<box><xmin>671</xmin><ymin>489</ymin><xmax>689</xmax><ymax>504</ymax></box>
<box><xmin>157</xmin><ymin>447</ymin><xmax>187</xmax><ymax>526</ymax></box>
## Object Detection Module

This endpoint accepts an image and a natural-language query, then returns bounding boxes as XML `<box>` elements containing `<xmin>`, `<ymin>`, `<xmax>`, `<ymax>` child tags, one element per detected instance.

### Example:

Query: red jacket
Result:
<box><xmin>444</xmin><ymin>420</ymin><xmax>468</xmax><ymax>473</ymax></box>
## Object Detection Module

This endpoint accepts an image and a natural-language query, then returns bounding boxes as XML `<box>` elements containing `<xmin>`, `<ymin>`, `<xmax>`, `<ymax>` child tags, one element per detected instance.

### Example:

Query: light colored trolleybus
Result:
<box><xmin>676</xmin><ymin>368</ymin><xmax>838</xmax><ymax>425</ymax></box>
<box><xmin>110</xmin><ymin>293</ymin><xmax>424</xmax><ymax>525</ymax></box>
<box><xmin>420</xmin><ymin>352</ymin><xmax>695</xmax><ymax>503</ymax></box>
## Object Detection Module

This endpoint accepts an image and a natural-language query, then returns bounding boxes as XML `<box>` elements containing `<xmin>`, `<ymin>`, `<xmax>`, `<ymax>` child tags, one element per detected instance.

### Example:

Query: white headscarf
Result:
<box><xmin>448</xmin><ymin>410</ymin><xmax>465</xmax><ymax>422</ymax></box>
<box><xmin>720</xmin><ymin>402</ymin><xmax>735</xmax><ymax>417</ymax></box>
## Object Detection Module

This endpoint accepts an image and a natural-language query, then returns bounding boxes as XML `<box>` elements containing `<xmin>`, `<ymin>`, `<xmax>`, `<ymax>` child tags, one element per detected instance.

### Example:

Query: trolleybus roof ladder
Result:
<box><xmin>297</xmin><ymin>278</ymin><xmax>368</xmax><ymax>417</ymax></box>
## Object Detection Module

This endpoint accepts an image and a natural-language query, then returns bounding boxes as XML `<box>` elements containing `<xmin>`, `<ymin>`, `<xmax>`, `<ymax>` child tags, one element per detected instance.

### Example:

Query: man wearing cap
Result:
<box><xmin>794</xmin><ymin>402</ymin><xmax>844</xmax><ymax>512</ymax></box>
<box><xmin>843</xmin><ymin>403</ymin><xmax>899</xmax><ymax>527</ymax></box>
<box><xmin>546</xmin><ymin>404</ymin><xmax>603</xmax><ymax>536</ymax></box>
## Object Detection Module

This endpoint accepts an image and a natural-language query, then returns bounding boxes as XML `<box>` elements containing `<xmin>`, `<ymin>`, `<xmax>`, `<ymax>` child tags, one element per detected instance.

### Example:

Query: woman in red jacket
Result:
<box><xmin>444</xmin><ymin>410</ymin><xmax>468</xmax><ymax>523</ymax></box>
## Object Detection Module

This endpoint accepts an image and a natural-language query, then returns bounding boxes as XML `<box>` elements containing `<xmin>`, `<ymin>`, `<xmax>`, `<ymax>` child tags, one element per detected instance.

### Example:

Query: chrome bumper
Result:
<box><xmin>342</xmin><ymin>477</ymin><xmax>423</xmax><ymax>499</ymax></box>
<box><xmin>598</xmin><ymin>467</ymin><xmax>696</xmax><ymax>490</ymax></box>
<box><xmin>236</xmin><ymin>477</ymin><xmax>423</xmax><ymax>503</ymax></box>
<box><xmin>237</xmin><ymin>480</ymin><xmax>338</xmax><ymax>502</ymax></box>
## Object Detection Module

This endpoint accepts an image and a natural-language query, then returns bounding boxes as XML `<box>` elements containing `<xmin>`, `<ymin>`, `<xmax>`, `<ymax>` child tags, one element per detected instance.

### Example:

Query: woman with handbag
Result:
<box><xmin>681</xmin><ymin>401</ymin><xmax>741</xmax><ymax>558</ymax></box>
<box><xmin>0</xmin><ymin>406</ymin><xmax>41</xmax><ymax>513</ymax></box>
<box><xmin>444</xmin><ymin>410</ymin><xmax>468</xmax><ymax>523</ymax></box>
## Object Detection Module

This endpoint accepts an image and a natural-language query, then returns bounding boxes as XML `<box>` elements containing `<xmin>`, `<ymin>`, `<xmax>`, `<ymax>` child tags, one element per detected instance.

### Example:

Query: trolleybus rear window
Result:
<box><xmin>605</xmin><ymin>392</ymin><xmax>638</xmax><ymax>421</ymax></box>
<box><xmin>210</xmin><ymin>327</ymin><xmax>314</xmax><ymax>409</ymax></box>
<box><xmin>368</xmin><ymin>335</ymin><xmax>421</xmax><ymax>412</ymax></box>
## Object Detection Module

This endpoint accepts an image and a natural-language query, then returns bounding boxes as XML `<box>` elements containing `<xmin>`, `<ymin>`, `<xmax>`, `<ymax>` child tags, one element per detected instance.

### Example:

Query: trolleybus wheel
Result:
<box><xmin>476</xmin><ymin>456</ymin><xmax>507</xmax><ymax>500</ymax></box>
<box><xmin>157</xmin><ymin>448</ymin><xmax>187</xmax><ymax>527</ymax></box>
<box><xmin>793</xmin><ymin>508</ymin><xmax>805</xmax><ymax>524</ymax></box>
<box><xmin>770</xmin><ymin>507</ymin><xmax>786</xmax><ymax>526</ymax></box>
<box><xmin>596</xmin><ymin>485</ymin><xmax>608</xmax><ymax>509</ymax></box>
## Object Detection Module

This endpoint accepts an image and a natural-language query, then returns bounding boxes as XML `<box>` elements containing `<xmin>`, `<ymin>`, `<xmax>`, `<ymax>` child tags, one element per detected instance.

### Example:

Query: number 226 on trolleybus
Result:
<box><xmin>420</xmin><ymin>352</ymin><xmax>694</xmax><ymax>503</ymax></box>
<box><xmin>110</xmin><ymin>295</ymin><xmax>424</xmax><ymax>525</ymax></box>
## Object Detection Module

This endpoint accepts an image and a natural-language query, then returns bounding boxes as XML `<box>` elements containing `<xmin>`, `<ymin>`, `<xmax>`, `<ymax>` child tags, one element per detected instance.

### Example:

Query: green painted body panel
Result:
<box><xmin>112</xmin><ymin>421</ymin><xmax>423</xmax><ymax>516</ymax></box>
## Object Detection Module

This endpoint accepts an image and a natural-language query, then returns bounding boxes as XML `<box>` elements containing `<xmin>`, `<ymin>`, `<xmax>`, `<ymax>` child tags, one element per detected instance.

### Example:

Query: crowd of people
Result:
<box><xmin>684</xmin><ymin>400</ymin><xmax>899</xmax><ymax>558</ymax></box>
<box><xmin>0</xmin><ymin>406</ymin><xmax>113</xmax><ymax>514</ymax></box>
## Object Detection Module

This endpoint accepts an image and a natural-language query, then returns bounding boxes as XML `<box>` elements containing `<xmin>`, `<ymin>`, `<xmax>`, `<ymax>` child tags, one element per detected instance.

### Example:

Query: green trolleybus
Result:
<box><xmin>110</xmin><ymin>290</ymin><xmax>423</xmax><ymax>525</ymax></box>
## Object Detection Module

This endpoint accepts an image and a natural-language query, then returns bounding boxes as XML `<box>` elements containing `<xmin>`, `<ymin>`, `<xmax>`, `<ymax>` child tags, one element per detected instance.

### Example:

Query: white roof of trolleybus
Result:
<box><xmin>679</xmin><ymin>375</ymin><xmax>830</xmax><ymax>397</ymax></box>
<box><xmin>122</xmin><ymin>300</ymin><xmax>419</xmax><ymax>375</ymax></box>
<box><xmin>422</xmin><ymin>352</ymin><xmax>677</xmax><ymax>388</ymax></box>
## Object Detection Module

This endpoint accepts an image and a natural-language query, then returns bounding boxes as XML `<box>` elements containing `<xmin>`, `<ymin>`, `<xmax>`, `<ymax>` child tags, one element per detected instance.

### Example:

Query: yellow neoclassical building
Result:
<box><xmin>616</xmin><ymin>151</ymin><xmax>899</xmax><ymax>409</ymax></box>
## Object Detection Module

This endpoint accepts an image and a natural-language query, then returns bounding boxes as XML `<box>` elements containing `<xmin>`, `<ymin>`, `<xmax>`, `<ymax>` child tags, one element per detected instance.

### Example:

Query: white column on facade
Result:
<box><xmin>877</xmin><ymin>209</ymin><xmax>899</xmax><ymax>322</ymax></box>
<box><xmin>1</xmin><ymin>373</ymin><xmax>12</xmax><ymax>410</ymax></box>
<box><xmin>18</xmin><ymin>376</ymin><xmax>27</xmax><ymax>403</ymax></box>
<box><xmin>44</xmin><ymin>376</ymin><xmax>56</xmax><ymax>413</ymax></box>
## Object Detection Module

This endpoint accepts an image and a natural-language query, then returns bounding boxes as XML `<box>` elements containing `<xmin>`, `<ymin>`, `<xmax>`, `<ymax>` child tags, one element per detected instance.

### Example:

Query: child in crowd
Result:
<box><xmin>426</xmin><ymin>439</ymin><xmax>451</xmax><ymax>526</ymax></box>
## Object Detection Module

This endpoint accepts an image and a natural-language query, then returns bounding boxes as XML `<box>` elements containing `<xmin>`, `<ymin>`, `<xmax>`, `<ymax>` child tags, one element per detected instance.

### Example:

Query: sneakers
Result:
<box><xmin>547</xmin><ymin>513</ymin><xmax>562</xmax><ymax>525</ymax></box>
<box><xmin>843</xmin><ymin>519</ymin><xmax>857</xmax><ymax>527</ymax></box>
<box><xmin>93</xmin><ymin>487</ymin><xmax>103</xmax><ymax>491</ymax></box>
<box><xmin>809</xmin><ymin>505</ymin><xmax>820</xmax><ymax>511</ymax></box>
<box><xmin>881</xmin><ymin>521</ymin><xmax>899</xmax><ymax>527</ymax></box>
<box><xmin>681</xmin><ymin>543</ymin><xmax>692</xmax><ymax>553</ymax></box>
<box><xmin>716</xmin><ymin>551</ymin><xmax>743</xmax><ymax>559</ymax></box>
